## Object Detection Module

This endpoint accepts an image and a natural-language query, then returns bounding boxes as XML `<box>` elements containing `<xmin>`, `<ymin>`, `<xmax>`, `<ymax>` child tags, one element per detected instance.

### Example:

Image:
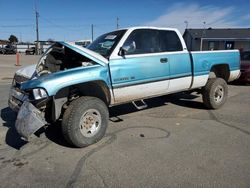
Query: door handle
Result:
<box><xmin>160</xmin><ymin>58</ymin><xmax>168</xmax><ymax>63</ymax></box>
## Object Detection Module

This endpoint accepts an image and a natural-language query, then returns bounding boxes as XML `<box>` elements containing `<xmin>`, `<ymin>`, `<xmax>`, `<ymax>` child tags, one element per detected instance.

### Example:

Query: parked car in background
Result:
<box><xmin>239</xmin><ymin>50</ymin><xmax>250</xmax><ymax>82</ymax></box>
<box><xmin>0</xmin><ymin>44</ymin><xmax>16</xmax><ymax>54</ymax></box>
<box><xmin>25</xmin><ymin>47</ymin><xmax>36</xmax><ymax>55</ymax></box>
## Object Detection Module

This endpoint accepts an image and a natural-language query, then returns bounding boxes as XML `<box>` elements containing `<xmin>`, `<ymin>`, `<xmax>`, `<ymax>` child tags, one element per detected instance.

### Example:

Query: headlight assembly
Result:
<box><xmin>33</xmin><ymin>88</ymin><xmax>48</xmax><ymax>100</ymax></box>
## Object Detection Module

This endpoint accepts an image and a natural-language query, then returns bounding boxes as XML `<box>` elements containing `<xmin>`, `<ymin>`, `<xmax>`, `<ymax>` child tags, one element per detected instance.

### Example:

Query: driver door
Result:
<box><xmin>109</xmin><ymin>29</ymin><xmax>170</xmax><ymax>103</ymax></box>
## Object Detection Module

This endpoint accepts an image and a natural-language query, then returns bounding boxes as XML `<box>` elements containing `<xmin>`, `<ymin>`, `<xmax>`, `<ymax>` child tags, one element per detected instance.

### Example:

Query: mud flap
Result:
<box><xmin>15</xmin><ymin>101</ymin><xmax>47</xmax><ymax>140</ymax></box>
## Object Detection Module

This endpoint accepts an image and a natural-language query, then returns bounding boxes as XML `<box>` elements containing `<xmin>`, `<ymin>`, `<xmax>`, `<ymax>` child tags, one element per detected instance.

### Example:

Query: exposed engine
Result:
<box><xmin>36</xmin><ymin>43</ymin><xmax>95</xmax><ymax>76</ymax></box>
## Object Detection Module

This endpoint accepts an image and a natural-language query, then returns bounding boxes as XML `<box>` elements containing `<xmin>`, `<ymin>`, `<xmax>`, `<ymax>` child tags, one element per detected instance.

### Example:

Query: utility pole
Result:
<box><xmin>200</xmin><ymin>21</ymin><xmax>206</xmax><ymax>51</ymax></box>
<box><xmin>19</xmin><ymin>32</ymin><xmax>22</xmax><ymax>43</ymax></box>
<box><xmin>184</xmin><ymin>20</ymin><xmax>188</xmax><ymax>29</ymax></box>
<box><xmin>203</xmin><ymin>21</ymin><xmax>206</xmax><ymax>30</ymax></box>
<box><xmin>91</xmin><ymin>24</ymin><xmax>94</xmax><ymax>42</ymax></box>
<box><xmin>116</xmin><ymin>17</ymin><xmax>119</xmax><ymax>30</ymax></box>
<box><xmin>35</xmin><ymin>2</ymin><xmax>40</xmax><ymax>55</ymax></box>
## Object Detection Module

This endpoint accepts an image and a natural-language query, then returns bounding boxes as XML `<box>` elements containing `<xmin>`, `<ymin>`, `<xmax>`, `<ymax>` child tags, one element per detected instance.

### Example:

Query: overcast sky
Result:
<box><xmin>0</xmin><ymin>0</ymin><xmax>249</xmax><ymax>42</ymax></box>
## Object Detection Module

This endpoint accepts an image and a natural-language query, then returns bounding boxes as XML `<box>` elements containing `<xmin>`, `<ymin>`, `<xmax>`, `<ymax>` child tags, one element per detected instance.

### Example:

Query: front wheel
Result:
<box><xmin>202</xmin><ymin>78</ymin><xmax>228</xmax><ymax>109</ymax></box>
<box><xmin>62</xmin><ymin>96</ymin><xmax>109</xmax><ymax>147</ymax></box>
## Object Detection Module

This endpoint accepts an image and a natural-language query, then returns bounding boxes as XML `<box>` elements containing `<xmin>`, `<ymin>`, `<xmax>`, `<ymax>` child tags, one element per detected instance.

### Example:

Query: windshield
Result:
<box><xmin>87</xmin><ymin>29</ymin><xmax>126</xmax><ymax>58</ymax></box>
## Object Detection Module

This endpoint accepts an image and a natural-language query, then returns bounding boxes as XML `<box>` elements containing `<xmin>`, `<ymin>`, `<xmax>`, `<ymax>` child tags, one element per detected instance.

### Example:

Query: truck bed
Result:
<box><xmin>190</xmin><ymin>50</ymin><xmax>240</xmax><ymax>89</ymax></box>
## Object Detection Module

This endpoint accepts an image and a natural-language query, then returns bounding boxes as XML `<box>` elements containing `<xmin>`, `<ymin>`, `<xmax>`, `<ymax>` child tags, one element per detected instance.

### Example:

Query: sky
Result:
<box><xmin>0</xmin><ymin>0</ymin><xmax>250</xmax><ymax>42</ymax></box>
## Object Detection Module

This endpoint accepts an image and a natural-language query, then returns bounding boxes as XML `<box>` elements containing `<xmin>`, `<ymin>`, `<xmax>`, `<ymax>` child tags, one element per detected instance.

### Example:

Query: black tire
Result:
<box><xmin>202</xmin><ymin>78</ymin><xmax>228</xmax><ymax>109</ymax></box>
<box><xmin>62</xmin><ymin>96</ymin><xmax>109</xmax><ymax>148</ymax></box>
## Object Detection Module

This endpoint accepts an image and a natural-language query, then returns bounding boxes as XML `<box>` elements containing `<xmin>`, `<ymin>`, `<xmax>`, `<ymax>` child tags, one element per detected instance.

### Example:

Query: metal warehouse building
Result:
<box><xmin>183</xmin><ymin>28</ymin><xmax>250</xmax><ymax>51</ymax></box>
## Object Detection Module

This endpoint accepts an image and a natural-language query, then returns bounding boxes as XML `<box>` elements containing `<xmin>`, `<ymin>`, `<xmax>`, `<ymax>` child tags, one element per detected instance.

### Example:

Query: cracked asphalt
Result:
<box><xmin>0</xmin><ymin>55</ymin><xmax>250</xmax><ymax>187</ymax></box>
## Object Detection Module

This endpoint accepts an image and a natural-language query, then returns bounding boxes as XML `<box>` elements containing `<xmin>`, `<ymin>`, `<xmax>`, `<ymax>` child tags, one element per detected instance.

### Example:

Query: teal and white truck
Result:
<box><xmin>9</xmin><ymin>27</ymin><xmax>240</xmax><ymax>147</ymax></box>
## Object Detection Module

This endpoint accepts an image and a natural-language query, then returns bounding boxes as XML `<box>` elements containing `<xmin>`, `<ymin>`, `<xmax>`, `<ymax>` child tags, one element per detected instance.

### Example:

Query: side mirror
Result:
<box><xmin>118</xmin><ymin>47</ymin><xmax>127</xmax><ymax>57</ymax></box>
<box><xmin>118</xmin><ymin>41</ymin><xmax>136</xmax><ymax>57</ymax></box>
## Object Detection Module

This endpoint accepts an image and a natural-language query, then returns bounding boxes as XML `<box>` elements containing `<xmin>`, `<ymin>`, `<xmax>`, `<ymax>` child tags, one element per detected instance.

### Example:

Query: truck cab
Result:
<box><xmin>108</xmin><ymin>27</ymin><xmax>191</xmax><ymax>103</ymax></box>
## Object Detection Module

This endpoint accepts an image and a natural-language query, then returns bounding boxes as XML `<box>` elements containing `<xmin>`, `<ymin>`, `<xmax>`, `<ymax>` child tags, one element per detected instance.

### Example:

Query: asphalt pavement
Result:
<box><xmin>0</xmin><ymin>55</ymin><xmax>249</xmax><ymax>187</ymax></box>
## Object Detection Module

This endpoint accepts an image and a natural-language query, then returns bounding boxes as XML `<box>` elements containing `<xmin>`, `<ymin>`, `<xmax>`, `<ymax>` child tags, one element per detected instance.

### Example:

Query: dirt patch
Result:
<box><xmin>1</xmin><ymin>77</ymin><xmax>13</xmax><ymax>80</ymax></box>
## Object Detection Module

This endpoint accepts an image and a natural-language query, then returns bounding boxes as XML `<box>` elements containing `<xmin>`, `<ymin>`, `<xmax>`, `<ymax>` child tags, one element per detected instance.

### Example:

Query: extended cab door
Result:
<box><xmin>158</xmin><ymin>30</ymin><xmax>192</xmax><ymax>93</ymax></box>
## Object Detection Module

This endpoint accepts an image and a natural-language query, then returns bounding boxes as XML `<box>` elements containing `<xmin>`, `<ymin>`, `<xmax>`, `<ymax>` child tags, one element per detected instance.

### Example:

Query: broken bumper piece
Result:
<box><xmin>15</xmin><ymin>101</ymin><xmax>47</xmax><ymax>140</ymax></box>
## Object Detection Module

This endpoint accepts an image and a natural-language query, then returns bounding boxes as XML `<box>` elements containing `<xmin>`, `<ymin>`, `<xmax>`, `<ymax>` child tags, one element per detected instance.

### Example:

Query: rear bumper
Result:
<box><xmin>228</xmin><ymin>70</ymin><xmax>241</xmax><ymax>82</ymax></box>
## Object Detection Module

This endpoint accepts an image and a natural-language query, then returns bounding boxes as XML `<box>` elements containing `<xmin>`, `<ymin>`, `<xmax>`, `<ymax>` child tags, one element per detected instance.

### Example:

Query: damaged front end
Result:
<box><xmin>9</xmin><ymin>65</ymin><xmax>49</xmax><ymax>139</ymax></box>
<box><xmin>9</xmin><ymin>42</ymin><xmax>109</xmax><ymax>140</ymax></box>
<box><xmin>9</xmin><ymin>82</ymin><xmax>50</xmax><ymax>139</ymax></box>
<box><xmin>15</xmin><ymin>101</ymin><xmax>47</xmax><ymax>139</ymax></box>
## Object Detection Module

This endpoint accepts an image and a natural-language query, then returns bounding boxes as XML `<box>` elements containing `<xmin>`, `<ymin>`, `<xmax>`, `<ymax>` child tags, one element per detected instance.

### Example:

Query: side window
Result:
<box><xmin>159</xmin><ymin>30</ymin><xmax>183</xmax><ymax>52</ymax></box>
<box><xmin>123</xmin><ymin>29</ymin><xmax>160</xmax><ymax>55</ymax></box>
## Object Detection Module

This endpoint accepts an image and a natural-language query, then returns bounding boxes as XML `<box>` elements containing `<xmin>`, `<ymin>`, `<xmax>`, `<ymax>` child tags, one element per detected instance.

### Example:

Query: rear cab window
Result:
<box><xmin>159</xmin><ymin>30</ymin><xmax>183</xmax><ymax>52</ymax></box>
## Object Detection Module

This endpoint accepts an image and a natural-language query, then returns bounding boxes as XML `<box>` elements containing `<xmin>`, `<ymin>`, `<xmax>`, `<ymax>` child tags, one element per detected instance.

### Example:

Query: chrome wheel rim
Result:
<box><xmin>214</xmin><ymin>85</ymin><xmax>224</xmax><ymax>103</ymax></box>
<box><xmin>79</xmin><ymin>109</ymin><xmax>102</xmax><ymax>137</ymax></box>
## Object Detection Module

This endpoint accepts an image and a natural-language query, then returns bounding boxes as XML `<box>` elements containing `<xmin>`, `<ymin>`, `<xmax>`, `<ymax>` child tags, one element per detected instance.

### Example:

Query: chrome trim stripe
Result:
<box><xmin>112</xmin><ymin>74</ymin><xmax>191</xmax><ymax>89</ymax></box>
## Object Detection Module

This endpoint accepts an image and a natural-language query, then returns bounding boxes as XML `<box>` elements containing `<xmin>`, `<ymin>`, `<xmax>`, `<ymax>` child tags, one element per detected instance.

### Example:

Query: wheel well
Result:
<box><xmin>209</xmin><ymin>64</ymin><xmax>230</xmax><ymax>82</ymax></box>
<box><xmin>55</xmin><ymin>81</ymin><xmax>111</xmax><ymax>105</ymax></box>
<box><xmin>76</xmin><ymin>81</ymin><xmax>111</xmax><ymax>105</ymax></box>
<box><xmin>50</xmin><ymin>81</ymin><xmax>111</xmax><ymax>122</ymax></box>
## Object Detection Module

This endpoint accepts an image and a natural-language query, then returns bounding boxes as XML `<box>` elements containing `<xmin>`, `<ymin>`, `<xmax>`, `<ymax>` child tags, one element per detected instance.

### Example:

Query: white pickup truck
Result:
<box><xmin>9</xmin><ymin>27</ymin><xmax>240</xmax><ymax>147</ymax></box>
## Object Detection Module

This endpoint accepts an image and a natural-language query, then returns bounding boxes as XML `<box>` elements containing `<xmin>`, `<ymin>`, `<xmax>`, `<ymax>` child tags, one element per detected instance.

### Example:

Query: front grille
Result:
<box><xmin>12</xmin><ymin>96</ymin><xmax>23</xmax><ymax>107</ymax></box>
<box><xmin>9</xmin><ymin>87</ymin><xmax>29</xmax><ymax>111</ymax></box>
<box><xmin>14</xmin><ymin>74</ymin><xmax>30</xmax><ymax>84</ymax></box>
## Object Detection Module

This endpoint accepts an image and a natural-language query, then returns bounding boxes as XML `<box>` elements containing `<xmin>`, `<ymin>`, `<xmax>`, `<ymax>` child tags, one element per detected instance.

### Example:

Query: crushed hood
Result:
<box><xmin>15</xmin><ymin>64</ymin><xmax>36</xmax><ymax>79</ymax></box>
<box><xmin>59</xmin><ymin>42</ymin><xmax>108</xmax><ymax>66</ymax></box>
<box><xmin>14</xmin><ymin>42</ymin><xmax>109</xmax><ymax>79</ymax></box>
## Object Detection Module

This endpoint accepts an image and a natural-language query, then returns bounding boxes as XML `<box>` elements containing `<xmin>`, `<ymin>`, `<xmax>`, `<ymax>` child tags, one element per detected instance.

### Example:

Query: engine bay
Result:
<box><xmin>36</xmin><ymin>43</ymin><xmax>96</xmax><ymax>76</ymax></box>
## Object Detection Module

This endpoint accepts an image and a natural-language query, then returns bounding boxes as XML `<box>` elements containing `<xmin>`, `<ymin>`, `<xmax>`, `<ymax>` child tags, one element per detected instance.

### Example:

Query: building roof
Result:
<box><xmin>0</xmin><ymin>39</ymin><xmax>9</xmax><ymax>45</ymax></box>
<box><xmin>184</xmin><ymin>28</ymin><xmax>250</xmax><ymax>39</ymax></box>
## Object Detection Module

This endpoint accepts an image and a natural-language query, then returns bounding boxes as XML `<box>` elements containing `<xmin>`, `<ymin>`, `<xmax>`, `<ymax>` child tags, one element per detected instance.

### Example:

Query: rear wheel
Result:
<box><xmin>62</xmin><ymin>96</ymin><xmax>109</xmax><ymax>147</ymax></box>
<box><xmin>202</xmin><ymin>78</ymin><xmax>228</xmax><ymax>109</ymax></box>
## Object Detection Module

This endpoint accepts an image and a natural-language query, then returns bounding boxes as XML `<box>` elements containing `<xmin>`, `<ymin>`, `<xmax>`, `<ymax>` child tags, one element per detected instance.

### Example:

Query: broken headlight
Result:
<box><xmin>33</xmin><ymin>88</ymin><xmax>48</xmax><ymax>100</ymax></box>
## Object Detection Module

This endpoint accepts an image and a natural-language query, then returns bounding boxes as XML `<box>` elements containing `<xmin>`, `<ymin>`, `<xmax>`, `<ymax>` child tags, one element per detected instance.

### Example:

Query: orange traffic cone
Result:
<box><xmin>15</xmin><ymin>52</ymin><xmax>21</xmax><ymax>66</ymax></box>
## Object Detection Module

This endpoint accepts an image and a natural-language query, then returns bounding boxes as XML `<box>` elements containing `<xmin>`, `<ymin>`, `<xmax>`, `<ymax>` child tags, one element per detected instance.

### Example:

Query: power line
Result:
<box><xmin>40</xmin><ymin>17</ymin><xmax>68</xmax><ymax>29</ymax></box>
<box><xmin>0</xmin><ymin>24</ymin><xmax>34</xmax><ymax>28</ymax></box>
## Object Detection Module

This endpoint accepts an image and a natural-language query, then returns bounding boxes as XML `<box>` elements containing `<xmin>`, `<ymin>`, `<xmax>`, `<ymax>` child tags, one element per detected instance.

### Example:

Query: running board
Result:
<box><xmin>132</xmin><ymin>100</ymin><xmax>148</xmax><ymax>110</ymax></box>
